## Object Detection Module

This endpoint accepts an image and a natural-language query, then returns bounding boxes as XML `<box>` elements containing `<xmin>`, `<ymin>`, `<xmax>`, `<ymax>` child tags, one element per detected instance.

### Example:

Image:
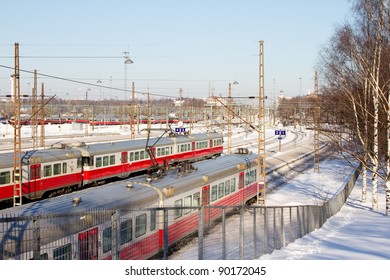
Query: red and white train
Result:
<box><xmin>0</xmin><ymin>132</ymin><xmax>223</xmax><ymax>205</ymax></box>
<box><xmin>0</xmin><ymin>151</ymin><xmax>261</xmax><ymax>260</ymax></box>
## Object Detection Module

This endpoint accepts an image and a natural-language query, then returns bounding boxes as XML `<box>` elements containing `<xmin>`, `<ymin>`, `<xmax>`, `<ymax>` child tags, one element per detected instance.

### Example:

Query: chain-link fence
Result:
<box><xmin>0</xmin><ymin>163</ymin><xmax>361</xmax><ymax>260</ymax></box>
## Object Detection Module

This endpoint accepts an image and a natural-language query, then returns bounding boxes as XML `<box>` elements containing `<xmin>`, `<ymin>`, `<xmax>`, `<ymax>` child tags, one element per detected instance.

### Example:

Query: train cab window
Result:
<box><xmin>193</xmin><ymin>192</ymin><xmax>201</xmax><ymax>207</ymax></box>
<box><xmin>110</xmin><ymin>155</ymin><xmax>115</xmax><ymax>165</ymax></box>
<box><xmin>43</xmin><ymin>165</ymin><xmax>52</xmax><ymax>177</ymax></box>
<box><xmin>96</xmin><ymin>157</ymin><xmax>102</xmax><ymax>168</ymax></box>
<box><xmin>0</xmin><ymin>171</ymin><xmax>11</xmax><ymax>185</ymax></box>
<box><xmin>103</xmin><ymin>156</ymin><xmax>109</xmax><ymax>166</ymax></box>
<box><xmin>211</xmin><ymin>185</ymin><xmax>217</xmax><ymax>202</ymax></box>
<box><xmin>184</xmin><ymin>195</ymin><xmax>192</xmax><ymax>214</ymax></box>
<box><xmin>103</xmin><ymin>227</ymin><xmax>112</xmax><ymax>253</ymax></box>
<box><xmin>225</xmin><ymin>180</ymin><xmax>230</xmax><ymax>195</ymax></box>
<box><xmin>174</xmin><ymin>199</ymin><xmax>183</xmax><ymax>219</ymax></box>
<box><xmin>230</xmin><ymin>178</ymin><xmax>236</xmax><ymax>193</ymax></box>
<box><xmin>53</xmin><ymin>243</ymin><xmax>72</xmax><ymax>260</ymax></box>
<box><xmin>120</xmin><ymin>219</ymin><xmax>133</xmax><ymax>245</ymax></box>
<box><xmin>84</xmin><ymin>156</ymin><xmax>94</xmax><ymax>167</ymax></box>
<box><xmin>62</xmin><ymin>162</ymin><xmax>67</xmax><ymax>174</ymax></box>
<box><xmin>135</xmin><ymin>213</ymin><xmax>147</xmax><ymax>238</ymax></box>
<box><xmin>77</xmin><ymin>158</ymin><xmax>82</xmax><ymax>168</ymax></box>
<box><xmin>53</xmin><ymin>163</ymin><xmax>61</xmax><ymax>175</ymax></box>
<box><xmin>218</xmin><ymin>183</ymin><xmax>224</xmax><ymax>199</ymax></box>
<box><xmin>150</xmin><ymin>210</ymin><xmax>156</xmax><ymax>231</ymax></box>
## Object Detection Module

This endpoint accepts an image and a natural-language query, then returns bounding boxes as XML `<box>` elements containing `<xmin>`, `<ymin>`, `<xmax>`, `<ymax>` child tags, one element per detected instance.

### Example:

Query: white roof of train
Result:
<box><xmin>0</xmin><ymin>153</ymin><xmax>257</xmax><ymax>216</ymax></box>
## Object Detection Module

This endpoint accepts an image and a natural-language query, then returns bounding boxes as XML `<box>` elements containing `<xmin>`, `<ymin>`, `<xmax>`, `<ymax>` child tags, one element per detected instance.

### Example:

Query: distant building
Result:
<box><xmin>173</xmin><ymin>99</ymin><xmax>184</xmax><ymax>107</ymax></box>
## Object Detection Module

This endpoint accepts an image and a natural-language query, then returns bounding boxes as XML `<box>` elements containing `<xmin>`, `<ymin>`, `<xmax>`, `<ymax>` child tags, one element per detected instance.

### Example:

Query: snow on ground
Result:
<box><xmin>261</xmin><ymin>163</ymin><xmax>390</xmax><ymax>260</ymax></box>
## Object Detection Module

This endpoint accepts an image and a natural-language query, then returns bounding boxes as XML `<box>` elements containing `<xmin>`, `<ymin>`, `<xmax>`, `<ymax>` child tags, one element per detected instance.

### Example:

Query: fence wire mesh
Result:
<box><xmin>0</xmin><ymin>164</ymin><xmax>361</xmax><ymax>260</ymax></box>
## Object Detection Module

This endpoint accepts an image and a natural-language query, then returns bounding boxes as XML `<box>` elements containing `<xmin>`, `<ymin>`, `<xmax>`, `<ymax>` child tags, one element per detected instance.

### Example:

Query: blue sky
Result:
<box><xmin>0</xmin><ymin>0</ymin><xmax>351</xmax><ymax>103</ymax></box>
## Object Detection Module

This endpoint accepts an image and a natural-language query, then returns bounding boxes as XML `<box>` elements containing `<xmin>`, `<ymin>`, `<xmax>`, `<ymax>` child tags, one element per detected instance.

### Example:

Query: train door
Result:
<box><xmin>121</xmin><ymin>152</ymin><xmax>128</xmax><ymax>174</ymax></box>
<box><xmin>78</xmin><ymin>227</ymin><xmax>99</xmax><ymax>260</ymax></box>
<box><xmin>238</xmin><ymin>172</ymin><xmax>245</xmax><ymax>203</ymax></box>
<box><xmin>29</xmin><ymin>164</ymin><xmax>41</xmax><ymax>199</ymax></box>
<box><xmin>201</xmin><ymin>185</ymin><xmax>210</xmax><ymax>228</ymax></box>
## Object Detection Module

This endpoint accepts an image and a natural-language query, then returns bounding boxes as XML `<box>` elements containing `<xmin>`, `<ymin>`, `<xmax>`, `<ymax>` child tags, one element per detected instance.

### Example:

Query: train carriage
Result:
<box><xmin>0</xmin><ymin>147</ymin><xmax>83</xmax><ymax>203</ymax></box>
<box><xmin>0</xmin><ymin>132</ymin><xmax>223</xmax><ymax>205</ymax></box>
<box><xmin>0</xmin><ymin>152</ymin><xmax>262</xmax><ymax>260</ymax></box>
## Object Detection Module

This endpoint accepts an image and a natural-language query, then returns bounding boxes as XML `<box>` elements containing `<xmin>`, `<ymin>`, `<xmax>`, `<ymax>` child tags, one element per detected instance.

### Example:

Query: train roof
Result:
<box><xmin>0</xmin><ymin>148</ymin><xmax>82</xmax><ymax>168</ymax></box>
<box><xmin>0</xmin><ymin>153</ymin><xmax>257</xmax><ymax>217</ymax></box>
<box><xmin>67</xmin><ymin>132</ymin><xmax>222</xmax><ymax>156</ymax></box>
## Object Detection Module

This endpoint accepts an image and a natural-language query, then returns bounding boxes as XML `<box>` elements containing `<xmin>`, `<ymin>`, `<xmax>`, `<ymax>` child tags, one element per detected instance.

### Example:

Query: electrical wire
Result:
<box><xmin>0</xmin><ymin>64</ymin><xmax>180</xmax><ymax>99</ymax></box>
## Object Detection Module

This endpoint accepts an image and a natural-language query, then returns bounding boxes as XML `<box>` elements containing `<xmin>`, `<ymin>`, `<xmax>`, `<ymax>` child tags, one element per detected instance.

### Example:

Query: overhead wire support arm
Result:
<box><xmin>211</xmin><ymin>95</ymin><xmax>259</xmax><ymax>132</ymax></box>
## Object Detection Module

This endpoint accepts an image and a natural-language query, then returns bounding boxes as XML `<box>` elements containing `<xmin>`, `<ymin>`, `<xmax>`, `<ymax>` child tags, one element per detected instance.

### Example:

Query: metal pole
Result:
<box><xmin>32</xmin><ymin>218</ymin><xmax>41</xmax><ymax>260</ymax></box>
<box><xmin>222</xmin><ymin>208</ymin><xmax>226</xmax><ymax>260</ymax></box>
<box><xmin>198</xmin><ymin>206</ymin><xmax>204</xmax><ymax>260</ymax></box>
<box><xmin>239</xmin><ymin>205</ymin><xmax>244</xmax><ymax>260</ymax></box>
<box><xmin>257</xmin><ymin>40</ymin><xmax>266</xmax><ymax>205</ymax></box>
<box><xmin>163</xmin><ymin>209</ymin><xmax>169</xmax><ymax>260</ymax></box>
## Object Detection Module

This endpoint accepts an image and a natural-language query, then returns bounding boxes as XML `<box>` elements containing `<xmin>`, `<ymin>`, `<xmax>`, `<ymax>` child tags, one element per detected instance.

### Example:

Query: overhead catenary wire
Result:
<box><xmin>0</xmin><ymin>64</ymin><xmax>181</xmax><ymax>99</ymax></box>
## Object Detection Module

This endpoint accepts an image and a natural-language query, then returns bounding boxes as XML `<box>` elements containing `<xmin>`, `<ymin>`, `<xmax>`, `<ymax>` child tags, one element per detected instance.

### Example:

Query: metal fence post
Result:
<box><xmin>239</xmin><ymin>205</ymin><xmax>244</xmax><ymax>260</ymax></box>
<box><xmin>163</xmin><ymin>209</ymin><xmax>169</xmax><ymax>260</ymax></box>
<box><xmin>111</xmin><ymin>210</ymin><xmax>120</xmax><ymax>260</ymax></box>
<box><xmin>32</xmin><ymin>217</ymin><xmax>41</xmax><ymax>260</ymax></box>
<box><xmin>264</xmin><ymin>207</ymin><xmax>268</xmax><ymax>254</ymax></box>
<box><xmin>281</xmin><ymin>207</ymin><xmax>285</xmax><ymax>247</ymax></box>
<box><xmin>253</xmin><ymin>206</ymin><xmax>257</xmax><ymax>259</ymax></box>
<box><xmin>222</xmin><ymin>208</ymin><xmax>226</xmax><ymax>260</ymax></box>
<box><xmin>198</xmin><ymin>206</ymin><xmax>204</xmax><ymax>260</ymax></box>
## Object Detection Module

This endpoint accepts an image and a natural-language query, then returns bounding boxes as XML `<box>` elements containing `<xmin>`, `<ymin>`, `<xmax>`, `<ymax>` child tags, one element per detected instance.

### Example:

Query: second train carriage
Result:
<box><xmin>0</xmin><ymin>147</ymin><xmax>83</xmax><ymax>203</ymax></box>
<box><xmin>0</xmin><ymin>132</ymin><xmax>223</xmax><ymax>204</ymax></box>
<box><xmin>0</xmin><ymin>152</ymin><xmax>262</xmax><ymax>260</ymax></box>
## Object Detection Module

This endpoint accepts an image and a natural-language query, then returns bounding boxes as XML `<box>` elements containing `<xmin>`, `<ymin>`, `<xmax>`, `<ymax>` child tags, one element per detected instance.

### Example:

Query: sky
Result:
<box><xmin>0</xmin><ymin>0</ymin><xmax>352</xmax><ymax>103</ymax></box>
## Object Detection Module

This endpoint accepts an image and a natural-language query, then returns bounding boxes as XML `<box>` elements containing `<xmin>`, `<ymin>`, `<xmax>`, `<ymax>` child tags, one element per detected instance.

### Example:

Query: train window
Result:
<box><xmin>245</xmin><ymin>172</ymin><xmax>250</xmax><ymax>185</ymax></box>
<box><xmin>120</xmin><ymin>219</ymin><xmax>132</xmax><ymax>245</ymax></box>
<box><xmin>170</xmin><ymin>147</ymin><xmax>173</xmax><ymax>154</ymax></box>
<box><xmin>103</xmin><ymin>156</ymin><xmax>109</xmax><ymax>166</ymax></box>
<box><xmin>218</xmin><ymin>183</ymin><xmax>224</xmax><ymax>199</ymax></box>
<box><xmin>230</xmin><ymin>178</ymin><xmax>236</xmax><ymax>193</ymax></box>
<box><xmin>103</xmin><ymin>227</ymin><xmax>112</xmax><ymax>253</ymax></box>
<box><xmin>129</xmin><ymin>152</ymin><xmax>134</xmax><ymax>162</ymax></box>
<box><xmin>110</xmin><ymin>155</ymin><xmax>115</xmax><ymax>165</ymax></box>
<box><xmin>0</xmin><ymin>171</ymin><xmax>11</xmax><ymax>185</ymax></box>
<box><xmin>62</xmin><ymin>162</ymin><xmax>67</xmax><ymax>174</ymax></box>
<box><xmin>161</xmin><ymin>147</ymin><xmax>166</xmax><ymax>156</ymax></box>
<box><xmin>140</xmin><ymin>151</ymin><xmax>145</xmax><ymax>160</ymax></box>
<box><xmin>187</xmin><ymin>143</ymin><xmax>190</xmax><ymax>151</ymax></box>
<box><xmin>166</xmin><ymin>147</ymin><xmax>170</xmax><ymax>155</ymax></box>
<box><xmin>225</xmin><ymin>180</ymin><xmax>230</xmax><ymax>195</ymax></box>
<box><xmin>43</xmin><ymin>165</ymin><xmax>52</xmax><ymax>177</ymax></box>
<box><xmin>135</xmin><ymin>213</ymin><xmax>147</xmax><ymax>238</ymax></box>
<box><xmin>77</xmin><ymin>158</ymin><xmax>82</xmax><ymax>168</ymax></box>
<box><xmin>150</xmin><ymin>209</ymin><xmax>156</xmax><ymax>231</ymax></box>
<box><xmin>53</xmin><ymin>163</ymin><xmax>61</xmax><ymax>175</ymax></box>
<box><xmin>184</xmin><ymin>195</ymin><xmax>192</xmax><ymax>214</ymax></box>
<box><xmin>193</xmin><ymin>192</ymin><xmax>200</xmax><ymax>207</ymax></box>
<box><xmin>174</xmin><ymin>199</ymin><xmax>183</xmax><ymax>219</ymax></box>
<box><xmin>53</xmin><ymin>243</ymin><xmax>72</xmax><ymax>260</ymax></box>
<box><xmin>96</xmin><ymin>157</ymin><xmax>102</xmax><ymax>168</ymax></box>
<box><xmin>211</xmin><ymin>185</ymin><xmax>217</xmax><ymax>202</ymax></box>
<box><xmin>134</xmin><ymin>151</ymin><xmax>140</xmax><ymax>161</ymax></box>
